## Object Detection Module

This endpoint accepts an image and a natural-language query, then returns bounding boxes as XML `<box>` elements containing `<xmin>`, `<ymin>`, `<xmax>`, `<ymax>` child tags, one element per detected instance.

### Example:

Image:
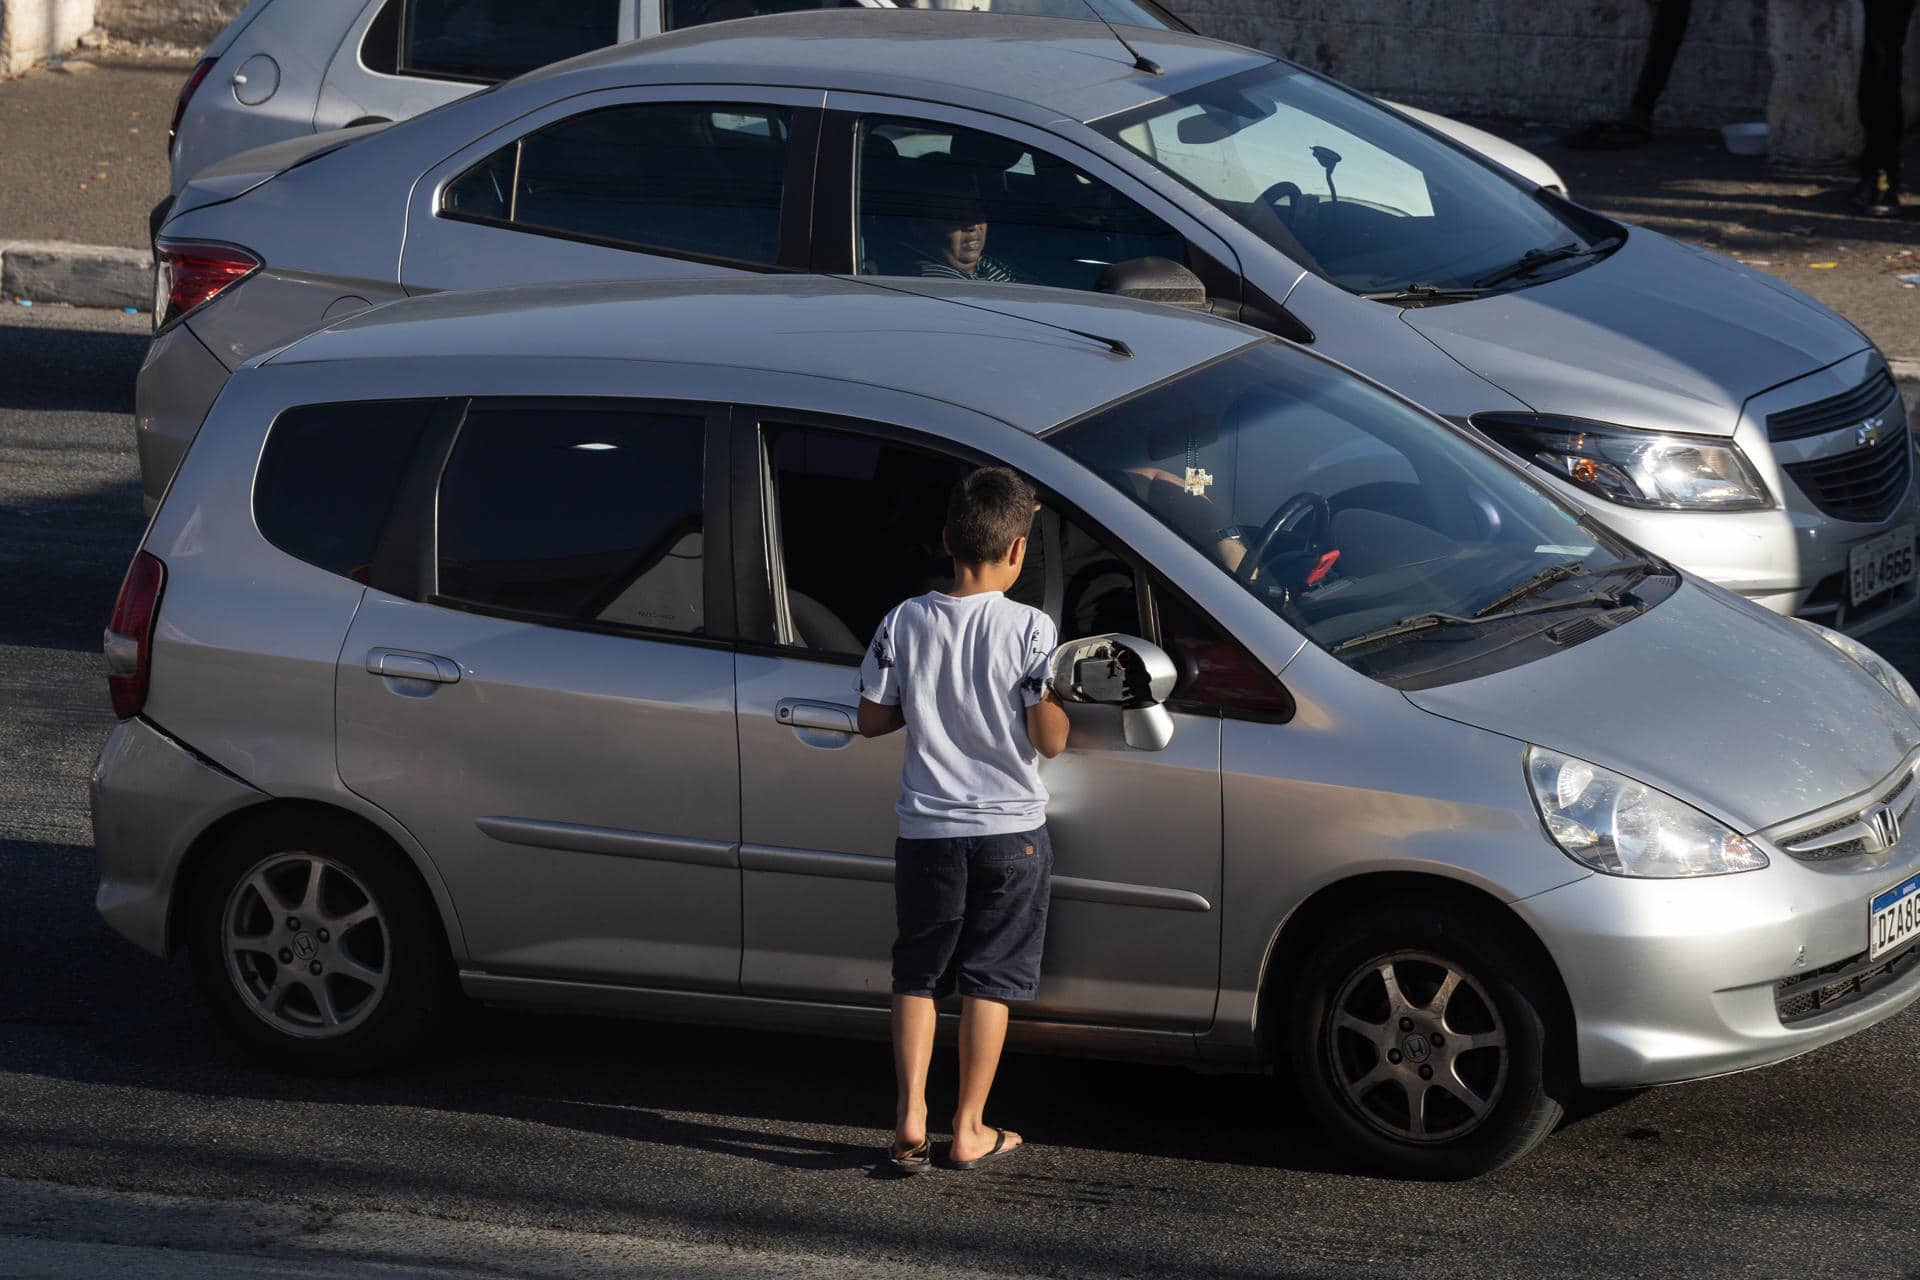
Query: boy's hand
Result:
<box><xmin>858</xmin><ymin>698</ymin><xmax>906</xmax><ymax>738</ymax></box>
<box><xmin>1026</xmin><ymin>685</ymin><xmax>1070</xmax><ymax>759</ymax></box>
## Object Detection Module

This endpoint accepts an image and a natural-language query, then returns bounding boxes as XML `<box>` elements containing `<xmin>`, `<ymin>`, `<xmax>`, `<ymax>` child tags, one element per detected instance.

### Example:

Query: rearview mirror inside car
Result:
<box><xmin>1049</xmin><ymin>633</ymin><xmax>1178</xmax><ymax>751</ymax></box>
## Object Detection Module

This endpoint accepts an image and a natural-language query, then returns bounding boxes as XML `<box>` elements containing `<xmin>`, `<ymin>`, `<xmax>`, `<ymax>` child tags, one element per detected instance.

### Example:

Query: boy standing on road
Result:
<box><xmin>856</xmin><ymin>467</ymin><xmax>1071</xmax><ymax>1174</ymax></box>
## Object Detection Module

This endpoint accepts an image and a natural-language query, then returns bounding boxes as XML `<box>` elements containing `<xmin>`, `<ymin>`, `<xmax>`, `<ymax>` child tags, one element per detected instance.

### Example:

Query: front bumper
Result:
<box><xmin>1514</xmin><ymin>839</ymin><xmax>1920</xmax><ymax>1088</ymax></box>
<box><xmin>1518</xmin><ymin>349</ymin><xmax>1920</xmax><ymax>636</ymax></box>
<box><xmin>91</xmin><ymin>716</ymin><xmax>262</xmax><ymax>956</ymax></box>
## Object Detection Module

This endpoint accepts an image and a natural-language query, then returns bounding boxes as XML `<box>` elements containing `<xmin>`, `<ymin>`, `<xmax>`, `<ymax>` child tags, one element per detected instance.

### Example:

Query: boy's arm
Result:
<box><xmin>858</xmin><ymin>698</ymin><xmax>905</xmax><ymax>738</ymax></box>
<box><xmin>1025</xmin><ymin>686</ymin><xmax>1070</xmax><ymax>759</ymax></box>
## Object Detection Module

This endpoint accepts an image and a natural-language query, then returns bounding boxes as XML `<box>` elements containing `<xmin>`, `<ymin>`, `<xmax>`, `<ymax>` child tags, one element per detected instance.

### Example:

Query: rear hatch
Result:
<box><xmin>170</xmin><ymin>123</ymin><xmax>393</xmax><ymax>222</ymax></box>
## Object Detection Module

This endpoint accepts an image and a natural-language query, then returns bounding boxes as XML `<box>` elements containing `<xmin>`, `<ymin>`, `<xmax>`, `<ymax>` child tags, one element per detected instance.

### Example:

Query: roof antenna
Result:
<box><xmin>1079</xmin><ymin>0</ymin><xmax>1163</xmax><ymax>75</ymax></box>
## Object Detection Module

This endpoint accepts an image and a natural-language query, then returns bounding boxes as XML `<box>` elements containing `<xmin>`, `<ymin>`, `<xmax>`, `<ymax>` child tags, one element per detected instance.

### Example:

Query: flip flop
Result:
<box><xmin>944</xmin><ymin>1128</ymin><xmax>1023</xmax><ymax>1171</ymax></box>
<box><xmin>887</xmin><ymin>1137</ymin><xmax>933</xmax><ymax>1175</ymax></box>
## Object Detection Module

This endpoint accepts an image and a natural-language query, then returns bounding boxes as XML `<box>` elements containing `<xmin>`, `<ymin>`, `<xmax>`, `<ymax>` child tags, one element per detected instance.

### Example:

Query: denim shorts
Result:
<box><xmin>892</xmin><ymin>825</ymin><xmax>1052</xmax><ymax>1002</ymax></box>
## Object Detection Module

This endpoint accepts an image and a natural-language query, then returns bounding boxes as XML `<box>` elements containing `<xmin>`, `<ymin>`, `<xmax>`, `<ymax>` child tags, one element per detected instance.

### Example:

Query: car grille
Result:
<box><xmin>1777</xmin><ymin>768</ymin><xmax>1919</xmax><ymax>861</ymax></box>
<box><xmin>1781</xmin><ymin>424</ymin><xmax>1912</xmax><ymax>523</ymax></box>
<box><xmin>1767</xmin><ymin>367</ymin><xmax>1899</xmax><ymax>443</ymax></box>
<box><xmin>1795</xmin><ymin>569</ymin><xmax>1918</xmax><ymax>630</ymax></box>
<box><xmin>1776</xmin><ymin>938</ymin><xmax>1920</xmax><ymax>1023</ymax></box>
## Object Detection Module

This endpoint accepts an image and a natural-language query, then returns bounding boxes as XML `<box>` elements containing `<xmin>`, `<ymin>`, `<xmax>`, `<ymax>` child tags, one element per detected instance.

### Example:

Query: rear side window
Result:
<box><xmin>254</xmin><ymin>401</ymin><xmax>437</xmax><ymax>582</ymax></box>
<box><xmin>435</xmin><ymin>407</ymin><xmax>708</xmax><ymax>635</ymax></box>
<box><xmin>441</xmin><ymin>103</ymin><xmax>792</xmax><ymax>265</ymax></box>
<box><xmin>394</xmin><ymin>0</ymin><xmax>619</xmax><ymax>82</ymax></box>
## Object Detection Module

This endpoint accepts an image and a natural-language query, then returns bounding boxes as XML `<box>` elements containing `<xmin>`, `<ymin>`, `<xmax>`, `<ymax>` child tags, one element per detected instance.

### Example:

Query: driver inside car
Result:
<box><xmin>902</xmin><ymin>158</ymin><xmax>1020</xmax><ymax>283</ymax></box>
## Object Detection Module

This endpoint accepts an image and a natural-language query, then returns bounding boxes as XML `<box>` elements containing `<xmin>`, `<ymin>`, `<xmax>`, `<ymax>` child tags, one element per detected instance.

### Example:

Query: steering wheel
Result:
<box><xmin>1256</xmin><ymin>180</ymin><xmax>1304</xmax><ymax>226</ymax></box>
<box><xmin>1235</xmin><ymin>490</ymin><xmax>1332</xmax><ymax>586</ymax></box>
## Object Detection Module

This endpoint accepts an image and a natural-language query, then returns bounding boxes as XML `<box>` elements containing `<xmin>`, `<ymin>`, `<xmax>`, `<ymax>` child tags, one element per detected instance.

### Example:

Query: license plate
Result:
<box><xmin>1870</xmin><ymin>872</ymin><xmax>1920</xmax><ymax>960</ymax></box>
<box><xmin>1849</xmin><ymin>525</ymin><xmax>1916</xmax><ymax>607</ymax></box>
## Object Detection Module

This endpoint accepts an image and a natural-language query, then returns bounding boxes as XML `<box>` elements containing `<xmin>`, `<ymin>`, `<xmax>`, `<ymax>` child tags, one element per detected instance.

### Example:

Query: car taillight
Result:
<box><xmin>105</xmin><ymin>551</ymin><xmax>166</xmax><ymax>720</ymax></box>
<box><xmin>153</xmin><ymin>239</ymin><xmax>260</xmax><ymax>331</ymax></box>
<box><xmin>169</xmin><ymin>57</ymin><xmax>216</xmax><ymax>155</ymax></box>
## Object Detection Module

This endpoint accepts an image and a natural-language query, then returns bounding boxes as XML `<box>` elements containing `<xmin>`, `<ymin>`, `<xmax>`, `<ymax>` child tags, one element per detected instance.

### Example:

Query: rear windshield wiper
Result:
<box><xmin>1473</xmin><ymin>236</ymin><xmax>1623</xmax><ymax>289</ymax></box>
<box><xmin>1361</xmin><ymin>283</ymin><xmax>1493</xmax><ymax>306</ymax></box>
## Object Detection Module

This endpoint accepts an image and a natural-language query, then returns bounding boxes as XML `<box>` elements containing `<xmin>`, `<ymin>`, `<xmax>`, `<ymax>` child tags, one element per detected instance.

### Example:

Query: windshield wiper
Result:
<box><xmin>1361</xmin><ymin>283</ymin><xmax>1493</xmax><ymax>306</ymax></box>
<box><xmin>1473</xmin><ymin>237</ymin><xmax>1623</xmax><ymax>289</ymax></box>
<box><xmin>1474</xmin><ymin>557</ymin><xmax>1661</xmax><ymax>617</ymax></box>
<box><xmin>1329</xmin><ymin>589</ymin><xmax>1633</xmax><ymax>656</ymax></box>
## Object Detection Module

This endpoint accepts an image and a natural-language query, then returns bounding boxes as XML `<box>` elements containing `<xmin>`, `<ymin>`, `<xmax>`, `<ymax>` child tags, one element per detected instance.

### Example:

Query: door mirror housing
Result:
<box><xmin>1094</xmin><ymin>257</ymin><xmax>1209</xmax><ymax>309</ymax></box>
<box><xmin>1049</xmin><ymin>633</ymin><xmax>1179</xmax><ymax>751</ymax></box>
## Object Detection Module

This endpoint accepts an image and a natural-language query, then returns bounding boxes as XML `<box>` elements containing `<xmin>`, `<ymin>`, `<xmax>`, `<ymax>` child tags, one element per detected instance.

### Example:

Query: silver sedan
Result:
<box><xmin>94</xmin><ymin>278</ymin><xmax>1920</xmax><ymax>1179</ymax></box>
<box><xmin>142</xmin><ymin>11</ymin><xmax>1918</xmax><ymax>640</ymax></box>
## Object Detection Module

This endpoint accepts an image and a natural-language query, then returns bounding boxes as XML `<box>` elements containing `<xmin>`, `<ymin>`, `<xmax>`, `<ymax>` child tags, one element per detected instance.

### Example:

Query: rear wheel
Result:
<box><xmin>187</xmin><ymin>810</ymin><xmax>454</xmax><ymax>1073</ymax></box>
<box><xmin>1286</xmin><ymin>897</ymin><xmax>1567</xmax><ymax>1179</ymax></box>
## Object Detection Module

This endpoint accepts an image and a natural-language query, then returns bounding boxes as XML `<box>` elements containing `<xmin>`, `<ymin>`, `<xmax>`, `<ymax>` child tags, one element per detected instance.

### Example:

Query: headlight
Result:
<box><xmin>1798</xmin><ymin>620</ymin><xmax>1920</xmax><ymax>720</ymax></box>
<box><xmin>1525</xmin><ymin>746</ymin><xmax>1768</xmax><ymax>877</ymax></box>
<box><xmin>1475</xmin><ymin>414</ymin><xmax>1771</xmax><ymax>511</ymax></box>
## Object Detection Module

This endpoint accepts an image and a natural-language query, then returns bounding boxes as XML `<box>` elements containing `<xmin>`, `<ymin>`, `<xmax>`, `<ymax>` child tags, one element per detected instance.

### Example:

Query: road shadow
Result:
<box><xmin>0</xmin><ymin>320</ymin><xmax>147</xmax><ymax>416</ymax></box>
<box><xmin>0</xmin><ymin>475</ymin><xmax>146</xmax><ymax>651</ymax></box>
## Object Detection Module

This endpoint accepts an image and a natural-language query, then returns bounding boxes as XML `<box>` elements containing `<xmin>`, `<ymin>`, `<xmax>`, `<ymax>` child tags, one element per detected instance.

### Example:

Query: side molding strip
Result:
<box><xmin>738</xmin><ymin>843</ymin><xmax>1210</xmax><ymax>911</ymax></box>
<box><xmin>476</xmin><ymin>816</ymin><xmax>739</xmax><ymax>869</ymax></box>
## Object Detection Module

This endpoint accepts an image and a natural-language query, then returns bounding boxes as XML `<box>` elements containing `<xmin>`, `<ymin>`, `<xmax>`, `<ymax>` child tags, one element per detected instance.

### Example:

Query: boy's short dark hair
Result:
<box><xmin>945</xmin><ymin>467</ymin><xmax>1036</xmax><ymax>565</ymax></box>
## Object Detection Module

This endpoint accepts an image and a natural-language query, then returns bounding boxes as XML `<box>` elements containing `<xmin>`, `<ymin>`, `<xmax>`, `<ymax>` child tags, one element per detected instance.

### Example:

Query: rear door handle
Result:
<box><xmin>366</xmin><ymin>648</ymin><xmax>460</xmax><ymax>684</ymax></box>
<box><xmin>775</xmin><ymin>698</ymin><xmax>856</xmax><ymax>733</ymax></box>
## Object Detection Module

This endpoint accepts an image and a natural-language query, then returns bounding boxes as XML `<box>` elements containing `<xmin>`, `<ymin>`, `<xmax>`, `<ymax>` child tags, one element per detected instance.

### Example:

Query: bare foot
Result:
<box><xmin>949</xmin><ymin>1124</ymin><xmax>1021</xmax><ymax>1164</ymax></box>
<box><xmin>895</xmin><ymin>1105</ymin><xmax>928</xmax><ymax>1156</ymax></box>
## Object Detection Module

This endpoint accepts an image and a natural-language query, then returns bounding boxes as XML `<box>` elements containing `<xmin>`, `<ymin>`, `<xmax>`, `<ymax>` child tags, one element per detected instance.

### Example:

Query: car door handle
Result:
<box><xmin>366</xmin><ymin>648</ymin><xmax>461</xmax><ymax>683</ymax></box>
<box><xmin>775</xmin><ymin>698</ymin><xmax>856</xmax><ymax>734</ymax></box>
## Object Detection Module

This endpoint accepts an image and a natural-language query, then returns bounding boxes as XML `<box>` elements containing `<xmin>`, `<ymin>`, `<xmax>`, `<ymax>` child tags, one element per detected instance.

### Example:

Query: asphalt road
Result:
<box><xmin>5</xmin><ymin>306</ymin><xmax>1920</xmax><ymax>1279</ymax></box>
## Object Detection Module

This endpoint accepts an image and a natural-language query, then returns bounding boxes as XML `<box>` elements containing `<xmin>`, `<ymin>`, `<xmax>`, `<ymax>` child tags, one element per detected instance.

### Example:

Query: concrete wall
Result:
<box><xmin>0</xmin><ymin>0</ymin><xmax>95</xmax><ymax>75</ymax></box>
<box><xmin>93</xmin><ymin>0</ymin><xmax>244</xmax><ymax>46</ymax></box>
<box><xmin>1171</xmin><ymin>0</ymin><xmax>1771</xmax><ymax>129</ymax></box>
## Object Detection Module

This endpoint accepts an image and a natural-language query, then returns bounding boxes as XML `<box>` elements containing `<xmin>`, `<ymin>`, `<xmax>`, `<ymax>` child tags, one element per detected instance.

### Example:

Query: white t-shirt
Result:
<box><xmin>856</xmin><ymin>591</ymin><xmax>1058</xmax><ymax>839</ymax></box>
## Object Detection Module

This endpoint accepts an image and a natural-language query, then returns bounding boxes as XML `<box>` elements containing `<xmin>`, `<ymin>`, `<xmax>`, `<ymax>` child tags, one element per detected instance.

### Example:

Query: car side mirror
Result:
<box><xmin>1048</xmin><ymin>633</ymin><xmax>1178</xmax><ymax>751</ymax></box>
<box><xmin>1094</xmin><ymin>257</ymin><xmax>1208</xmax><ymax>310</ymax></box>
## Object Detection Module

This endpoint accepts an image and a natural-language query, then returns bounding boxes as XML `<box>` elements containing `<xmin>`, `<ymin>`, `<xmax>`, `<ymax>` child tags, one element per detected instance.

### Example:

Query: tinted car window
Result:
<box><xmin>255</xmin><ymin>400</ymin><xmax>437</xmax><ymax>582</ymax></box>
<box><xmin>665</xmin><ymin>0</ymin><xmax>861</xmax><ymax>29</ymax></box>
<box><xmin>765</xmin><ymin>425</ymin><xmax>1133</xmax><ymax>655</ymax></box>
<box><xmin>856</xmin><ymin>116</ymin><xmax>1186</xmax><ymax>290</ymax></box>
<box><xmin>442</xmin><ymin>104</ymin><xmax>792</xmax><ymax>264</ymax></box>
<box><xmin>436</xmin><ymin>407</ymin><xmax>708</xmax><ymax>634</ymax></box>
<box><xmin>400</xmin><ymin>0</ymin><xmax>618</xmax><ymax>81</ymax></box>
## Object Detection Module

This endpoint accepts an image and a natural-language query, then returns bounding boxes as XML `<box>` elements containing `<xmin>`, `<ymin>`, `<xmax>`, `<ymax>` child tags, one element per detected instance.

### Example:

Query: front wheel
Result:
<box><xmin>187</xmin><ymin>809</ymin><xmax>455</xmax><ymax>1073</ymax></box>
<box><xmin>1286</xmin><ymin>898</ymin><xmax>1568</xmax><ymax>1179</ymax></box>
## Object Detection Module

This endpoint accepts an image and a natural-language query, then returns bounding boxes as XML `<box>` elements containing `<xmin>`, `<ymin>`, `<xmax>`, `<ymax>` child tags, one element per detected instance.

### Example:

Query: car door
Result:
<box><xmin>399</xmin><ymin>87</ymin><xmax>824</xmax><ymax>292</ymax></box>
<box><xmin>335</xmin><ymin>396</ymin><xmax>743</xmax><ymax>988</ymax></box>
<box><xmin>814</xmin><ymin>93</ymin><xmax>1244</xmax><ymax>307</ymax></box>
<box><xmin>730</xmin><ymin>411</ymin><xmax>1224</xmax><ymax>1030</ymax></box>
<box><xmin>318</xmin><ymin>0</ymin><xmax>637</xmax><ymax>132</ymax></box>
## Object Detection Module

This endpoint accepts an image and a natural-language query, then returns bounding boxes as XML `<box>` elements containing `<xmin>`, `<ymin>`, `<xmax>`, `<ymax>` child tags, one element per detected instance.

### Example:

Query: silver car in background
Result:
<box><xmin>95</xmin><ymin>278</ymin><xmax>1920</xmax><ymax>1179</ymax></box>
<box><xmin>142</xmin><ymin>12</ymin><xmax>1915</xmax><ymax>638</ymax></box>
<box><xmin>162</xmin><ymin>0</ymin><xmax>1564</xmax><ymax>199</ymax></box>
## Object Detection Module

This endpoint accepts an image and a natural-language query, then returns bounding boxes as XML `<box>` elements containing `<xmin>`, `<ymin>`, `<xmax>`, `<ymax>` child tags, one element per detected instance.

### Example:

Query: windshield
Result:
<box><xmin>1095</xmin><ymin>63</ymin><xmax>1610</xmax><ymax>296</ymax></box>
<box><xmin>1051</xmin><ymin>344</ymin><xmax>1662</xmax><ymax>684</ymax></box>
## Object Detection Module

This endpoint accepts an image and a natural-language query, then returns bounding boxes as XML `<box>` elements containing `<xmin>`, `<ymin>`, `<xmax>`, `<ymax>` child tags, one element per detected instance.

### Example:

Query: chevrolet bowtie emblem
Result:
<box><xmin>1857</xmin><ymin>416</ymin><xmax>1887</xmax><ymax>448</ymax></box>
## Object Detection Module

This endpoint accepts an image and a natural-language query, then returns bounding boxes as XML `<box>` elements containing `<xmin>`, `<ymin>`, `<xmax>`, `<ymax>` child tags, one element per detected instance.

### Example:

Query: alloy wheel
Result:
<box><xmin>1324</xmin><ymin>949</ymin><xmax>1508</xmax><ymax>1144</ymax></box>
<box><xmin>222</xmin><ymin>851</ymin><xmax>391</xmax><ymax>1039</ymax></box>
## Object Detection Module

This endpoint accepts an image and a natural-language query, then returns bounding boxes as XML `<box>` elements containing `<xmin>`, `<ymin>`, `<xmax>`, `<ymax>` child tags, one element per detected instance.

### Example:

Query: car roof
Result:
<box><xmin>502</xmin><ymin>9</ymin><xmax>1269</xmax><ymax>124</ymax></box>
<box><xmin>264</xmin><ymin>276</ymin><xmax>1263</xmax><ymax>433</ymax></box>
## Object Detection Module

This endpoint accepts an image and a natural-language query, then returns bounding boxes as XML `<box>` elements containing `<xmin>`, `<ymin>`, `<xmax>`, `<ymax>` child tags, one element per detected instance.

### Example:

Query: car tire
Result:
<box><xmin>1285</xmin><ymin>896</ymin><xmax>1568</xmax><ymax>1179</ymax></box>
<box><xmin>187</xmin><ymin>808</ymin><xmax>455</xmax><ymax>1074</ymax></box>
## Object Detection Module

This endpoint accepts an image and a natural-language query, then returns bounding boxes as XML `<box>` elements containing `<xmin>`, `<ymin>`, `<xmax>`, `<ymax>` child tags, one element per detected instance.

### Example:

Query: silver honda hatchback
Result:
<box><xmin>94</xmin><ymin>278</ymin><xmax>1920</xmax><ymax>1179</ymax></box>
